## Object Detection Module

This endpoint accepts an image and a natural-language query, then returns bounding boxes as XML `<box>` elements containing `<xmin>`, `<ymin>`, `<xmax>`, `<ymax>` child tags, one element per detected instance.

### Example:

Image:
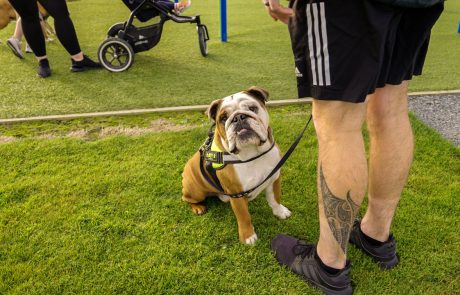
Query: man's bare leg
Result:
<box><xmin>361</xmin><ymin>82</ymin><xmax>414</xmax><ymax>241</ymax></box>
<box><xmin>313</xmin><ymin>99</ymin><xmax>368</xmax><ymax>269</ymax></box>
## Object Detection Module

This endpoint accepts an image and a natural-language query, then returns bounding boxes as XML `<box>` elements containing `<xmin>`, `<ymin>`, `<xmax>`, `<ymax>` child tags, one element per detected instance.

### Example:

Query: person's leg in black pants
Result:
<box><xmin>8</xmin><ymin>0</ymin><xmax>100</xmax><ymax>77</ymax></box>
<box><xmin>8</xmin><ymin>0</ymin><xmax>47</xmax><ymax>58</ymax></box>
<box><xmin>38</xmin><ymin>0</ymin><xmax>81</xmax><ymax>56</ymax></box>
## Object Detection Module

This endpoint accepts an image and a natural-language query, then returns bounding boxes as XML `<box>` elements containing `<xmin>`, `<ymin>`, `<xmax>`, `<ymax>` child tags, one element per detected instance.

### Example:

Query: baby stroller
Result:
<box><xmin>98</xmin><ymin>0</ymin><xmax>209</xmax><ymax>72</ymax></box>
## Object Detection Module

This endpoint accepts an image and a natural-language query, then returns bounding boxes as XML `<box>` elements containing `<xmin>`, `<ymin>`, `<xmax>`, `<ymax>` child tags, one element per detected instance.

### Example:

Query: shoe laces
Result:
<box><xmin>292</xmin><ymin>241</ymin><xmax>315</xmax><ymax>259</ymax></box>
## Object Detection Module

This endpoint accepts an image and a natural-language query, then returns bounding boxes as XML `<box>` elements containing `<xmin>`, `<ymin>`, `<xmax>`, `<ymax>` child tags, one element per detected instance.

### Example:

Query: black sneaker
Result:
<box><xmin>70</xmin><ymin>54</ymin><xmax>101</xmax><ymax>72</ymax></box>
<box><xmin>37</xmin><ymin>59</ymin><xmax>51</xmax><ymax>78</ymax></box>
<box><xmin>349</xmin><ymin>219</ymin><xmax>399</xmax><ymax>269</ymax></box>
<box><xmin>272</xmin><ymin>234</ymin><xmax>352</xmax><ymax>295</ymax></box>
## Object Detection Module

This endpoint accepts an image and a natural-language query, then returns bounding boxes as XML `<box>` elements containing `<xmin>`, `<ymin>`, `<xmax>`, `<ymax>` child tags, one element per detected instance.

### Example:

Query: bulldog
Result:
<box><xmin>0</xmin><ymin>0</ymin><xmax>16</xmax><ymax>32</ymax></box>
<box><xmin>181</xmin><ymin>86</ymin><xmax>291</xmax><ymax>245</ymax></box>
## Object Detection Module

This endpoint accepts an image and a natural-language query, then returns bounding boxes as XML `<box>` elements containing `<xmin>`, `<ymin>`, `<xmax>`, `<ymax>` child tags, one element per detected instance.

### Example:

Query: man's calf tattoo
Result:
<box><xmin>320</xmin><ymin>165</ymin><xmax>359</xmax><ymax>254</ymax></box>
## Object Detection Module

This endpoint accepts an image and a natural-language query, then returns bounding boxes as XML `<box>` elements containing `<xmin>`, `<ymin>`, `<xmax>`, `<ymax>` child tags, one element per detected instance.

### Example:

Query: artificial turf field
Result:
<box><xmin>0</xmin><ymin>0</ymin><xmax>459</xmax><ymax>294</ymax></box>
<box><xmin>0</xmin><ymin>0</ymin><xmax>459</xmax><ymax>118</ymax></box>
<box><xmin>0</xmin><ymin>105</ymin><xmax>459</xmax><ymax>294</ymax></box>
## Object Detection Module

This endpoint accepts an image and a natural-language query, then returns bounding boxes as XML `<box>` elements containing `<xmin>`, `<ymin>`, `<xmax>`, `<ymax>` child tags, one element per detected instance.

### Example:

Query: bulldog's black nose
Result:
<box><xmin>233</xmin><ymin>113</ymin><xmax>247</xmax><ymax>123</ymax></box>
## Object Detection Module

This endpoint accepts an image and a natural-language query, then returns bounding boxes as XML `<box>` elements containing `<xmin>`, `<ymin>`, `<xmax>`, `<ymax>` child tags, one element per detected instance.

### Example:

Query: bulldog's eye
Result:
<box><xmin>249</xmin><ymin>106</ymin><xmax>258</xmax><ymax>113</ymax></box>
<box><xmin>220</xmin><ymin>114</ymin><xmax>228</xmax><ymax>123</ymax></box>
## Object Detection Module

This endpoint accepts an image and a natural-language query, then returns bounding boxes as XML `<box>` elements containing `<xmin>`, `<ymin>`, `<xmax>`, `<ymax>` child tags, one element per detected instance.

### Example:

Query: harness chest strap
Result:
<box><xmin>200</xmin><ymin>139</ymin><xmax>275</xmax><ymax>194</ymax></box>
<box><xmin>199</xmin><ymin>154</ymin><xmax>225</xmax><ymax>192</ymax></box>
<box><xmin>203</xmin><ymin>139</ymin><xmax>276</xmax><ymax>169</ymax></box>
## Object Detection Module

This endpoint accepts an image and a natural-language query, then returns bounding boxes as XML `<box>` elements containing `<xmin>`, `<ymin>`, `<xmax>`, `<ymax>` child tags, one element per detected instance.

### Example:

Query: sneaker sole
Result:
<box><xmin>6</xmin><ymin>40</ymin><xmax>24</xmax><ymax>59</ymax></box>
<box><xmin>37</xmin><ymin>72</ymin><xmax>52</xmax><ymax>78</ymax></box>
<box><xmin>377</xmin><ymin>253</ymin><xmax>399</xmax><ymax>270</ymax></box>
<box><xmin>70</xmin><ymin>66</ymin><xmax>101</xmax><ymax>72</ymax></box>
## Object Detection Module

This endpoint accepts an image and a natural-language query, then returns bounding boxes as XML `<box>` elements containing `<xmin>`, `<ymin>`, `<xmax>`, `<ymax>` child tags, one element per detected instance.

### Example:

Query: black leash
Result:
<box><xmin>200</xmin><ymin>114</ymin><xmax>313</xmax><ymax>198</ymax></box>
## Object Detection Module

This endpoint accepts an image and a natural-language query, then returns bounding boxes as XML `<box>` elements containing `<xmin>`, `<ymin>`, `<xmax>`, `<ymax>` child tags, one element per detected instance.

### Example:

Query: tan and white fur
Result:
<box><xmin>0</xmin><ymin>0</ymin><xmax>16</xmax><ymax>32</ymax></box>
<box><xmin>182</xmin><ymin>86</ymin><xmax>291</xmax><ymax>245</ymax></box>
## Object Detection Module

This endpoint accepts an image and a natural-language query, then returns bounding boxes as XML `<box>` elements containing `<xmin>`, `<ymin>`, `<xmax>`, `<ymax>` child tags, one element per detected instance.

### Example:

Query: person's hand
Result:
<box><xmin>263</xmin><ymin>0</ymin><xmax>293</xmax><ymax>25</ymax></box>
<box><xmin>263</xmin><ymin>0</ymin><xmax>279</xmax><ymax>22</ymax></box>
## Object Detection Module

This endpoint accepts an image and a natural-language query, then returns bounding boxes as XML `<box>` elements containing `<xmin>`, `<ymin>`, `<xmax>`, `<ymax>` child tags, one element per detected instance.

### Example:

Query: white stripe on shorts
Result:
<box><xmin>306</xmin><ymin>4</ymin><xmax>317</xmax><ymax>86</ymax></box>
<box><xmin>312</xmin><ymin>3</ymin><xmax>324</xmax><ymax>86</ymax></box>
<box><xmin>320</xmin><ymin>2</ymin><xmax>331</xmax><ymax>86</ymax></box>
<box><xmin>306</xmin><ymin>2</ymin><xmax>331</xmax><ymax>86</ymax></box>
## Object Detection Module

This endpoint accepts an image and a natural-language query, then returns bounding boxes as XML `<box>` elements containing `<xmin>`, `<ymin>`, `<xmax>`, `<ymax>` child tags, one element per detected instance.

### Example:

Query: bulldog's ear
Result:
<box><xmin>206</xmin><ymin>99</ymin><xmax>222</xmax><ymax>121</ymax></box>
<box><xmin>245</xmin><ymin>86</ymin><xmax>269</xmax><ymax>105</ymax></box>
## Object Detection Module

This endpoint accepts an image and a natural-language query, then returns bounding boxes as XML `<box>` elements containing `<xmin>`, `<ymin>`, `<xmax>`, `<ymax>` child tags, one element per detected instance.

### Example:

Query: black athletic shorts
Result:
<box><xmin>288</xmin><ymin>0</ymin><xmax>444</xmax><ymax>103</ymax></box>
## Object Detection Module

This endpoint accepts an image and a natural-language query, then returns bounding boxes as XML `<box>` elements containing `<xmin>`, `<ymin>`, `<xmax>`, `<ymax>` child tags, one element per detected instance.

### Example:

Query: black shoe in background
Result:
<box><xmin>272</xmin><ymin>234</ymin><xmax>353</xmax><ymax>295</ymax></box>
<box><xmin>37</xmin><ymin>59</ymin><xmax>51</xmax><ymax>78</ymax></box>
<box><xmin>71</xmin><ymin>55</ymin><xmax>101</xmax><ymax>72</ymax></box>
<box><xmin>349</xmin><ymin>219</ymin><xmax>399</xmax><ymax>269</ymax></box>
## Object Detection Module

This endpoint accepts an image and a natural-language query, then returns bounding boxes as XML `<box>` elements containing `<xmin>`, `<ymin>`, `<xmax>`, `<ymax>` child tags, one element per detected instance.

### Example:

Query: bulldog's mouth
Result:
<box><xmin>226</xmin><ymin>113</ymin><xmax>268</xmax><ymax>154</ymax></box>
<box><xmin>235</xmin><ymin>124</ymin><xmax>255</xmax><ymax>137</ymax></box>
<box><xmin>237</xmin><ymin>128</ymin><xmax>249</xmax><ymax>135</ymax></box>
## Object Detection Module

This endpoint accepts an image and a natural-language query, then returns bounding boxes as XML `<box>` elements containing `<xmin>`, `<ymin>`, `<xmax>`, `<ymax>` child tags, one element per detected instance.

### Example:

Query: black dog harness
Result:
<box><xmin>199</xmin><ymin>115</ymin><xmax>313</xmax><ymax>199</ymax></box>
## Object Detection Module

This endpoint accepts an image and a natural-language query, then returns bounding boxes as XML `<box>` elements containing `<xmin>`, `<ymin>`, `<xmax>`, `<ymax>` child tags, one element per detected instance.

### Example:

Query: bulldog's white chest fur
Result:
<box><xmin>232</xmin><ymin>145</ymin><xmax>281</xmax><ymax>201</ymax></box>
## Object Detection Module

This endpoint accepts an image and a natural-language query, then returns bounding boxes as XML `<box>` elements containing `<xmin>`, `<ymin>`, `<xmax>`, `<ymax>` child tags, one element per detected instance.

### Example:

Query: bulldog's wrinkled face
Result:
<box><xmin>207</xmin><ymin>87</ymin><xmax>271</xmax><ymax>154</ymax></box>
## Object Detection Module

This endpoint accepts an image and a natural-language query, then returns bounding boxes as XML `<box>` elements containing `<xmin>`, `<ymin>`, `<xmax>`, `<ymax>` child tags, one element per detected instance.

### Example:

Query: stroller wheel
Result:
<box><xmin>197</xmin><ymin>25</ymin><xmax>209</xmax><ymax>57</ymax></box>
<box><xmin>98</xmin><ymin>38</ymin><xmax>134</xmax><ymax>72</ymax></box>
<box><xmin>107</xmin><ymin>22</ymin><xmax>126</xmax><ymax>37</ymax></box>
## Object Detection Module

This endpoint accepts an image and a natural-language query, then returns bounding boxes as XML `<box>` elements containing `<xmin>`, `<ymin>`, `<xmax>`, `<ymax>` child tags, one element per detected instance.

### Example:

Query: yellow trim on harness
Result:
<box><xmin>211</xmin><ymin>139</ymin><xmax>225</xmax><ymax>169</ymax></box>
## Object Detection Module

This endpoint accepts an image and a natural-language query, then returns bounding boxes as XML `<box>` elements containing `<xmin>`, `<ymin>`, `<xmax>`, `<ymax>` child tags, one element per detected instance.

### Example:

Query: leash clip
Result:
<box><xmin>199</xmin><ymin>123</ymin><xmax>216</xmax><ymax>155</ymax></box>
<box><xmin>199</xmin><ymin>136</ymin><xmax>212</xmax><ymax>154</ymax></box>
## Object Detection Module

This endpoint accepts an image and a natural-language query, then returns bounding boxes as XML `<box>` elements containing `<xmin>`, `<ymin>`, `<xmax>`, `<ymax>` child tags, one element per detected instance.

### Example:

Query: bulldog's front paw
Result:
<box><xmin>273</xmin><ymin>204</ymin><xmax>292</xmax><ymax>219</ymax></box>
<box><xmin>189</xmin><ymin>203</ymin><xmax>207</xmax><ymax>215</ymax></box>
<box><xmin>244</xmin><ymin>233</ymin><xmax>258</xmax><ymax>245</ymax></box>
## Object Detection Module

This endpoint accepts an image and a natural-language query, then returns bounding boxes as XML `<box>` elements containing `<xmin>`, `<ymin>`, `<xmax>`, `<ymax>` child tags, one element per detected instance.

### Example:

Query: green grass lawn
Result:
<box><xmin>1</xmin><ymin>0</ymin><xmax>459</xmax><ymax>118</ymax></box>
<box><xmin>1</xmin><ymin>1</ymin><xmax>459</xmax><ymax>293</ymax></box>
<box><xmin>1</xmin><ymin>105</ymin><xmax>459</xmax><ymax>294</ymax></box>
